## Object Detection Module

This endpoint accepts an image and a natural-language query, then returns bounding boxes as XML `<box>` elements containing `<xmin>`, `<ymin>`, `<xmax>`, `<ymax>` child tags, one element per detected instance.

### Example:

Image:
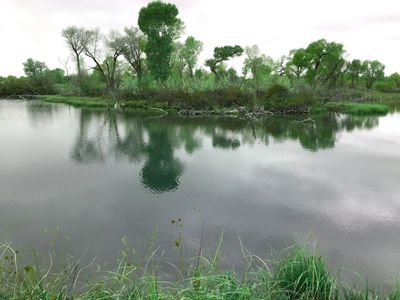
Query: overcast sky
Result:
<box><xmin>1</xmin><ymin>0</ymin><xmax>400</xmax><ymax>76</ymax></box>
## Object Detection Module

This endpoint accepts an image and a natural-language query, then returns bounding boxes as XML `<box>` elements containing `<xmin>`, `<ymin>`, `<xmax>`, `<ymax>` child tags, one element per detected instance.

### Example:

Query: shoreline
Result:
<box><xmin>30</xmin><ymin>95</ymin><xmax>391</xmax><ymax>117</ymax></box>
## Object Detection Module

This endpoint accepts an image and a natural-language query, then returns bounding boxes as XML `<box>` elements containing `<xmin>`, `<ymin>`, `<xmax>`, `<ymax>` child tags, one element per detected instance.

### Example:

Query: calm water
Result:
<box><xmin>1</xmin><ymin>99</ymin><xmax>400</xmax><ymax>286</ymax></box>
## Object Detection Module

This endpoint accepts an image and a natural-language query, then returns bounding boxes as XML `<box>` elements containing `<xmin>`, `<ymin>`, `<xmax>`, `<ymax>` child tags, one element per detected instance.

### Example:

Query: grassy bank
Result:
<box><xmin>325</xmin><ymin>102</ymin><xmax>390</xmax><ymax>115</ymax></box>
<box><xmin>0</xmin><ymin>241</ymin><xmax>399</xmax><ymax>299</ymax></box>
<box><xmin>36</xmin><ymin>95</ymin><xmax>392</xmax><ymax>117</ymax></box>
<box><xmin>36</xmin><ymin>95</ymin><xmax>176</xmax><ymax>113</ymax></box>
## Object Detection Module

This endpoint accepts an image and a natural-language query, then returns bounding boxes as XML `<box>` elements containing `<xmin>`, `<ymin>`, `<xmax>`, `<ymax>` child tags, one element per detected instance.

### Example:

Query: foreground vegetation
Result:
<box><xmin>1</xmin><ymin>240</ymin><xmax>400</xmax><ymax>299</ymax></box>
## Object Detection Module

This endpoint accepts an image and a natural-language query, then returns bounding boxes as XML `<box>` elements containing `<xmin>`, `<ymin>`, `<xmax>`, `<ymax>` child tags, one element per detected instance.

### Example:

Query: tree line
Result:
<box><xmin>1</xmin><ymin>1</ymin><xmax>400</xmax><ymax>108</ymax></box>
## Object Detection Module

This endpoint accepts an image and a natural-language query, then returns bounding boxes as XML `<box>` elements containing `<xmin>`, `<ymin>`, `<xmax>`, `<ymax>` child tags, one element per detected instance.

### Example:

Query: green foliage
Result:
<box><xmin>23</xmin><ymin>58</ymin><xmax>48</xmax><ymax>77</ymax></box>
<box><xmin>375</xmin><ymin>73</ymin><xmax>400</xmax><ymax>93</ymax></box>
<box><xmin>82</xmin><ymin>29</ymin><xmax>126</xmax><ymax>93</ymax></box>
<box><xmin>121</xmin><ymin>26</ymin><xmax>146</xmax><ymax>80</ymax></box>
<box><xmin>62</xmin><ymin>26</ymin><xmax>89</xmax><ymax>78</ymax></box>
<box><xmin>213</xmin><ymin>45</ymin><xmax>244</xmax><ymax>62</ymax></box>
<box><xmin>170</xmin><ymin>36</ymin><xmax>203</xmax><ymax>80</ymax></box>
<box><xmin>306</xmin><ymin>39</ymin><xmax>345</xmax><ymax>85</ymax></box>
<box><xmin>0</xmin><ymin>60</ymin><xmax>66</xmax><ymax>96</ymax></box>
<box><xmin>205</xmin><ymin>45</ymin><xmax>244</xmax><ymax>79</ymax></box>
<box><xmin>182</xmin><ymin>36</ymin><xmax>203</xmax><ymax>78</ymax></box>
<box><xmin>325</xmin><ymin>102</ymin><xmax>389</xmax><ymax>115</ymax></box>
<box><xmin>11</xmin><ymin>3</ymin><xmax>400</xmax><ymax>110</ymax></box>
<box><xmin>274</xmin><ymin>247</ymin><xmax>337</xmax><ymax>299</ymax></box>
<box><xmin>256</xmin><ymin>83</ymin><xmax>318</xmax><ymax>112</ymax></box>
<box><xmin>138</xmin><ymin>1</ymin><xmax>183</xmax><ymax>81</ymax></box>
<box><xmin>243</xmin><ymin>45</ymin><xmax>274</xmax><ymax>85</ymax></box>
<box><xmin>389</xmin><ymin>73</ymin><xmax>400</xmax><ymax>88</ymax></box>
<box><xmin>346</xmin><ymin>59</ymin><xmax>363</xmax><ymax>88</ymax></box>
<box><xmin>0</xmin><ymin>76</ymin><xmax>33</xmax><ymax>96</ymax></box>
<box><xmin>2</xmin><ymin>240</ymin><xmax>400</xmax><ymax>300</ymax></box>
<box><xmin>363</xmin><ymin>60</ymin><xmax>385</xmax><ymax>89</ymax></box>
<box><xmin>78</xmin><ymin>74</ymin><xmax>106</xmax><ymax>96</ymax></box>
<box><xmin>286</xmin><ymin>48</ymin><xmax>308</xmax><ymax>79</ymax></box>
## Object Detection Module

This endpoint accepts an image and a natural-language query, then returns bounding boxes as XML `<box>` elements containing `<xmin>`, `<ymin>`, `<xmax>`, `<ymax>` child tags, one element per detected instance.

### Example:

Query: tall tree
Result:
<box><xmin>205</xmin><ymin>45</ymin><xmax>243</xmax><ymax>80</ymax></box>
<box><xmin>362</xmin><ymin>60</ymin><xmax>385</xmax><ymax>89</ymax></box>
<box><xmin>121</xmin><ymin>27</ymin><xmax>146</xmax><ymax>81</ymax></box>
<box><xmin>58</xmin><ymin>56</ymin><xmax>71</xmax><ymax>77</ymax></box>
<box><xmin>62</xmin><ymin>26</ymin><xmax>89</xmax><ymax>78</ymax></box>
<box><xmin>286</xmin><ymin>48</ymin><xmax>308</xmax><ymax>79</ymax></box>
<box><xmin>303</xmin><ymin>39</ymin><xmax>345</xmax><ymax>85</ymax></box>
<box><xmin>171</xmin><ymin>41</ymin><xmax>186</xmax><ymax>79</ymax></box>
<box><xmin>23</xmin><ymin>58</ymin><xmax>48</xmax><ymax>77</ymax></box>
<box><xmin>243</xmin><ymin>45</ymin><xmax>274</xmax><ymax>85</ymax></box>
<box><xmin>389</xmin><ymin>73</ymin><xmax>400</xmax><ymax>88</ymax></box>
<box><xmin>83</xmin><ymin>29</ymin><xmax>125</xmax><ymax>92</ymax></box>
<box><xmin>346</xmin><ymin>59</ymin><xmax>363</xmax><ymax>88</ymax></box>
<box><xmin>181</xmin><ymin>36</ymin><xmax>203</xmax><ymax>78</ymax></box>
<box><xmin>138</xmin><ymin>1</ymin><xmax>183</xmax><ymax>82</ymax></box>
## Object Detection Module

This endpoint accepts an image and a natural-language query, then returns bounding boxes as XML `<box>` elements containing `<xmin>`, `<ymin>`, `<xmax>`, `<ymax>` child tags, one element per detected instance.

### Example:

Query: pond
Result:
<box><xmin>1</xmin><ymin>99</ymin><xmax>400</xmax><ymax>287</ymax></box>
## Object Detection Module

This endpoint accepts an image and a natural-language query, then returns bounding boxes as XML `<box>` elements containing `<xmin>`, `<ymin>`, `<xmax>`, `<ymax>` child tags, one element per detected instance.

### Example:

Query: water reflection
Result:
<box><xmin>67</xmin><ymin>110</ymin><xmax>379</xmax><ymax>193</ymax></box>
<box><xmin>2</xmin><ymin>99</ymin><xmax>399</xmax><ymax>287</ymax></box>
<box><xmin>140</xmin><ymin>124</ymin><xmax>184</xmax><ymax>193</ymax></box>
<box><xmin>70</xmin><ymin>111</ymin><xmax>105</xmax><ymax>164</ymax></box>
<box><xmin>25</xmin><ymin>101</ymin><xmax>61</xmax><ymax>127</ymax></box>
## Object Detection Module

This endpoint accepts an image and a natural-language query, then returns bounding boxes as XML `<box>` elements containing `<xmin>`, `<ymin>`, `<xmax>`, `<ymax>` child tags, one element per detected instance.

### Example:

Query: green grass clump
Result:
<box><xmin>310</xmin><ymin>106</ymin><xmax>329</xmax><ymax>115</ymax></box>
<box><xmin>325</xmin><ymin>102</ymin><xmax>389</xmax><ymax>115</ymax></box>
<box><xmin>37</xmin><ymin>95</ymin><xmax>109</xmax><ymax>108</ymax></box>
<box><xmin>274</xmin><ymin>247</ymin><xmax>337</xmax><ymax>299</ymax></box>
<box><xmin>36</xmin><ymin>95</ymin><xmax>177</xmax><ymax>112</ymax></box>
<box><xmin>2</xmin><ymin>240</ymin><xmax>400</xmax><ymax>299</ymax></box>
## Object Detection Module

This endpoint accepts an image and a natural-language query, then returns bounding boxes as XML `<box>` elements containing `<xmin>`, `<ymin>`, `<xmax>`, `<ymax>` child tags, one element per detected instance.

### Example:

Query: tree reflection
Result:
<box><xmin>110</xmin><ymin>113</ymin><xmax>145</xmax><ymax>163</ymax></box>
<box><xmin>25</xmin><ymin>101</ymin><xmax>60</xmax><ymax>127</ymax></box>
<box><xmin>212</xmin><ymin>134</ymin><xmax>241</xmax><ymax>150</ymax></box>
<box><xmin>70</xmin><ymin>110</ymin><xmax>105</xmax><ymax>163</ymax></box>
<box><xmin>69</xmin><ymin>109</ymin><xmax>381</xmax><ymax>193</ymax></box>
<box><xmin>140</xmin><ymin>123</ymin><xmax>183</xmax><ymax>194</ymax></box>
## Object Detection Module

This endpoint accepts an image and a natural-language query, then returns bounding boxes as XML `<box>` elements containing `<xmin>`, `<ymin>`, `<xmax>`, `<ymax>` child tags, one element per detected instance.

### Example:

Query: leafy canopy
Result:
<box><xmin>138</xmin><ymin>1</ymin><xmax>183</xmax><ymax>81</ymax></box>
<box><xmin>23</xmin><ymin>58</ymin><xmax>48</xmax><ymax>78</ymax></box>
<box><xmin>205</xmin><ymin>45</ymin><xmax>243</xmax><ymax>78</ymax></box>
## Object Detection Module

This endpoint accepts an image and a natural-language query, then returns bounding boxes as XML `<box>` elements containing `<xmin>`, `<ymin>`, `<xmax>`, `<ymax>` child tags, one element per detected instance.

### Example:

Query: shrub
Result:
<box><xmin>274</xmin><ymin>247</ymin><xmax>337</xmax><ymax>299</ymax></box>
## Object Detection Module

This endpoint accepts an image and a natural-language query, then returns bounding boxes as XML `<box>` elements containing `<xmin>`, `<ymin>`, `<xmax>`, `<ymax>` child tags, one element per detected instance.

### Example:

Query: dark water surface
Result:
<box><xmin>1</xmin><ymin>100</ymin><xmax>400</xmax><ymax>286</ymax></box>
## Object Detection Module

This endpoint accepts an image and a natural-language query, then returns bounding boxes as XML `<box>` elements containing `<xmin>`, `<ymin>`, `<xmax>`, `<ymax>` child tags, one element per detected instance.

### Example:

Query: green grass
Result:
<box><xmin>274</xmin><ymin>246</ymin><xmax>337</xmax><ymax>299</ymax></box>
<box><xmin>325</xmin><ymin>102</ymin><xmax>389</xmax><ymax>115</ymax></box>
<box><xmin>37</xmin><ymin>95</ymin><xmax>110</xmax><ymax>108</ymax></box>
<box><xmin>36</xmin><ymin>95</ymin><xmax>177</xmax><ymax>112</ymax></box>
<box><xmin>0</xmin><ymin>242</ymin><xmax>400</xmax><ymax>300</ymax></box>
<box><xmin>36</xmin><ymin>95</ymin><xmax>394</xmax><ymax>118</ymax></box>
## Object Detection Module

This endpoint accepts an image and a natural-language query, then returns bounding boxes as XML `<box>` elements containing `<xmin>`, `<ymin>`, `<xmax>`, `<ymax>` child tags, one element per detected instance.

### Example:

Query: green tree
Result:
<box><xmin>286</xmin><ymin>48</ymin><xmax>308</xmax><ymax>79</ymax></box>
<box><xmin>303</xmin><ymin>39</ymin><xmax>345</xmax><ymax>86</ymax></box>
<box><xmin>243</xmin><ymin>45</ymin><xmax>274</xmax><ymax>86</ymax></box>
<box><xmin>121</xmin><ymin>27</ymin><xmax>146</xmax><ymax>81</ymax></box>
<box><xmin>138</xmin><ymin>1</ymin><xmax>183</xmax><ymax>82</ymax></box>
<box><xmin>181</xmin><ymin>36</ymin><xmax>203</xmax><ymax>78</ymax></box>
<box><xmin>362</xmin><ymin>60</ymin><xmax>385</xmax><ymax>89</ymax></box>
<box><xmin>171</xmin><ymin>41</ymin><xmax>186</xmax><ymax>79</ymax></box>
<box><xmin>45</xmin><ymin>68</ymin><xmax>65</xmax><ymax>84</ymax></box>
<box><xmin>346</xmin><ymin>59</ymin><xmax>363</xmax><ymax>88</ymax></box>
<box><xmin>23</xmin><ymin>58</ymin><xmax>48</xmax><ymax>77</ymax></box>
<box><xmin>83</xmin><ymin>29</ymin><xmax>125</xmax><ymax>93</ymax></box>
<box><xmin>62</xmin><ymin>26</ymin><xmax>90</xmax><ymax>79</ymax></box>
<box><xmin>389</xmin><ymin>72</ymin><xmax>400</xmax><ymax>88</ymax></box>
<box><xmin>205</xmin><ymin>45</ymin><xmax>243</xmax><ymax>80</ymax></box>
